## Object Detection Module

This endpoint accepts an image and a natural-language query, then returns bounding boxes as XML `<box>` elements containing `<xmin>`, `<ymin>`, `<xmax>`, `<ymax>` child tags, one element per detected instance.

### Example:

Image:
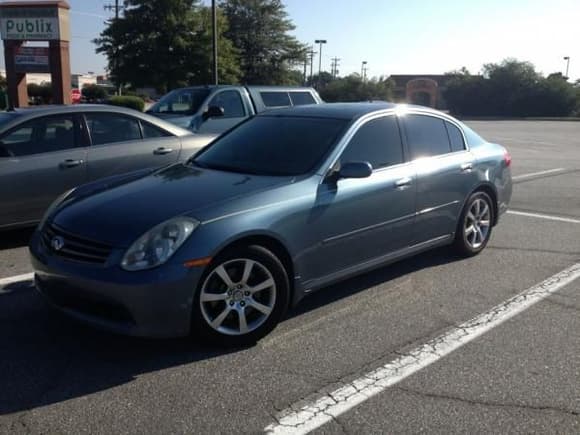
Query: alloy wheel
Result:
<box><xmin>199</xmin><ymin>258</ymin><xmax>277</xmax><ymax>336</ymax></box>
<box><xmin>464</xmin><ymin>198</ymin><xmax>491</xmax><ymax>249</ymax></box>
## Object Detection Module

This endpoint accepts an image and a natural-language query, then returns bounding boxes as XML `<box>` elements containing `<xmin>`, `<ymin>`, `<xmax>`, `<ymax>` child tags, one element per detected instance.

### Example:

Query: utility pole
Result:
<box><xmin>307</xmin><ymin>46</ymin><xmax>316</xmax><ymax>86</ymax></box>
<box><xmin>212</xmin><ymin>0</ymin><xmax>218</xmax><ymax>85</ymax></box>
<box><xmin>104</xmin><ymin>0</ymin><xmax>124</xmax><ymax>95</ymax></box>
<box><xmin>314</xmin><ymin>39</ymin><xmax>327</xmax><ymax>89</ymax></box>
<box><xmin>331</xmin><ymin>57</ymin><xmax>340</xmax><ymax>78</ymax></box>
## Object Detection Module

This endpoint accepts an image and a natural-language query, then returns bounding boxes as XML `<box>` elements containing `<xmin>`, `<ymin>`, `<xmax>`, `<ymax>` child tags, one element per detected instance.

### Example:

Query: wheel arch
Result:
<box><xmin>457</xmin><ymin>182</ymin><xmax>499</xmax><ymax>227</ymax></box>
<box><xmin>211</xmin><ymin>233</ymin><xmax>296</xmax><ymax>300</ymax></box>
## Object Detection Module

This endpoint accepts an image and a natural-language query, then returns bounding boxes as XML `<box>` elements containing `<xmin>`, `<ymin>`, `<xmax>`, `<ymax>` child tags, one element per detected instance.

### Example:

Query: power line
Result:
<box><xmin>103</xmin><ymin>0</ymin><xmax>123</xmax><ymax>19</ymax></box>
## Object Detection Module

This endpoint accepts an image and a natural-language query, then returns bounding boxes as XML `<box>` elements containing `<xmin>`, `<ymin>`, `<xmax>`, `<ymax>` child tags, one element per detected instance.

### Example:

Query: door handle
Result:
<box><xmin>153</xmin><ymin>147</ymin><xmax>173</xmax><ymax>155</ymax></box>
<box><xmin>460</xmin><ymin>162</ymin><xmax>474</xmax><ymax>172</ymax></box>
<box><xmin>394</xmin><ymin>177</ymin><xmax>412</xmax><ymax>188</ymax></box>
<box><xmin>59</xmin><ymin>159</ymin><xmax>84</xmax><ymax>169</ymax></box>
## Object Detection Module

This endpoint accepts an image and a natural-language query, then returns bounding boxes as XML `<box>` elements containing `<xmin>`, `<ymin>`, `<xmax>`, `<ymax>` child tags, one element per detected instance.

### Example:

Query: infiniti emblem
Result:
<box><xmin>51</xmin><ymin>236</ymin><xmax>65</xmax><ymax>251</ymax></box>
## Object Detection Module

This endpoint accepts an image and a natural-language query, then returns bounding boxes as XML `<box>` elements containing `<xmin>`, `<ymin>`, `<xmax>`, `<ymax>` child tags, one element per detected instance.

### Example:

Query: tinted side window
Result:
<box><xmin>445</xmin><ymin>121</ymin><xmax>465</xmax><ymax>152</ymax></box>
<box><xmin>208</xmin><ymin>90</ymin><xmax>245</xmax><ymax>118</ymax></box>
<box><xmin>289</xmin><ymin>92</ymin><xmax>316</xmax><ymax>106</ymax></box>
<box><xmin>405</xmin><ymin>115</ymin><xmax>451</xmax><ymax>159</ymax></box>
<box><xmin>85</xmin><ymin>113</ymin><xmax>141</xmax><ymax>145</ymax></box>
<box><xmin>261</xmin><ymin>91</ymin><xmax>291</xmax><ymax>107</ymax></box>
<box><xmin>340</xmin><ymin>116</ymin><xmax>403</xmax><ymax>169</ymax></box>
<box><xmin>141</xmin><ymin>121</ymin><xmax>173</xmax><ymax>139</ymax></box>
<box><xmin>0</xmin><ymin>115</ymin><xmax>76</xmax><ymax>157</ymax></box>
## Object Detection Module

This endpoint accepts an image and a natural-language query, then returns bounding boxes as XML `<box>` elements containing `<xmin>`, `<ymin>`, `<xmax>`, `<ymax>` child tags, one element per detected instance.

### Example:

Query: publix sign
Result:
<box><xmin>0</xmin><ymin>6</ymin><xmax>63</xmax><ymax>41</ymax></box>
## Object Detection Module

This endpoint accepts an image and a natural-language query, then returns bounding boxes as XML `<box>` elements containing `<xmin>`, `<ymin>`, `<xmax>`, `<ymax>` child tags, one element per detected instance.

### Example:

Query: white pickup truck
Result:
<box><xmin>146</xmin><ymin>85</ymin><xmax>323</xmax><ymax>134</ymax></box>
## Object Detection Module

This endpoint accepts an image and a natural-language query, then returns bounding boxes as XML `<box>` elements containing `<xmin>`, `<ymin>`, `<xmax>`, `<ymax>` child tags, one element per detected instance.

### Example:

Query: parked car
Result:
<box><xmin>30</xmin><ymin>103</ymin><xmax>512</xmax><ymax>345</ymax></box>
<box><xmin>0</xmin><ymin>105</ymin><xmax>215</xmax><ymax>230</ymax></box>
<box><xmin>146</xmin><ymin>85</ymin><xmax>323</xmax><ymax>133</ymax></box>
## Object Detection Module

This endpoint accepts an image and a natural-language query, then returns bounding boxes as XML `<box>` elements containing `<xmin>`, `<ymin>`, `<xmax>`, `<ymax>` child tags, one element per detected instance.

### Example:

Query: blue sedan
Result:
<box><xmin>29</xmin><ymin>103</ymin><xmax>512</xmax><ymax>345</ymax></box>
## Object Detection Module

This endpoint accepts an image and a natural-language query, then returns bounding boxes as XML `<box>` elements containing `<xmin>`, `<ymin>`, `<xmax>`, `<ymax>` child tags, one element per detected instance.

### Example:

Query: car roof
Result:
<box><xmin>5</xmin><ymin>104</ymin><xmax>192</xmax><ymax>136</ymax></box>
<box><xmin>260</xmin><ymin>102</ymin><xmax>451</xmax><ymax>121</ymax></box>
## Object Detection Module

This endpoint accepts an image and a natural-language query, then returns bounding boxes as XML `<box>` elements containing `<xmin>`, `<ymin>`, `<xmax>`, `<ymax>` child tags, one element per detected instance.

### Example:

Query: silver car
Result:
<box><xmin>0</xmin><ymin>105</ymin><xmax>214</xmax><ymax>230</ymax></box>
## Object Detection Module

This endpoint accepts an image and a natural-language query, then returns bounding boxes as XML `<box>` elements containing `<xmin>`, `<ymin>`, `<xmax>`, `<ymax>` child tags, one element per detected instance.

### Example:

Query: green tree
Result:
<box><xmin>82</xmin><ymin>84</ymin><xmax>107</xmax><ymax>102</ymax></box>
<box><xmin>443</xmin><ymin>59</ymin><xmax>577</xmax><ymax>117</ymax></box>
<box><xmin>94</xmin><ymin>0</ymin><xmax>240</xmax><ymax>93</ymax></box>
<box><xmin>27</xmin><ymin>83</ymin><xmax>52</xmax><ymax>105</ymax></box>
<box><xmin>221</xmin><ymin>0</ymin><xmax>305</xmax><ymax>85</ymax></box>
<box><xmin>320</xmin><ymin>74</ymin><xmax>394</xmax><ymax>102</ymax></box>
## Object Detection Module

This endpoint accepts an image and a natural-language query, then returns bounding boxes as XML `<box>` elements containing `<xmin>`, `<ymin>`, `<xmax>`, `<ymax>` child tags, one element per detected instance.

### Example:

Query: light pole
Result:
<box><xmin>361</xmin><ymin>61</ymin><xmax>367</xmax><ymax>81</ymax></box>
<box><xmin>315</xmin><ymin>39</ymin><xmax>327</xmax><ymax>89</ymax></box>
<box><xmin>212</xmin><ymin>0</ymin><xmax>218</xmax><ymax>85</ymax></box>
<box><xmin>563</xmin><ymin>56</ymin><xmax>570</xmax><ymax>79</ymax></box>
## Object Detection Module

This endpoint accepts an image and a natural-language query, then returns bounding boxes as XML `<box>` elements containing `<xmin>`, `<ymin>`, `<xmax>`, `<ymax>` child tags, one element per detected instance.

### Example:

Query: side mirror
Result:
<box><xmin>339</xmin><ymin>161</ymin><xmax>373</xmax><ymax>179</ymax></box>
<box><xmin>202</xmin><ymin>105</ymin><xmax>225</xmax><ymax>121</ymax></box>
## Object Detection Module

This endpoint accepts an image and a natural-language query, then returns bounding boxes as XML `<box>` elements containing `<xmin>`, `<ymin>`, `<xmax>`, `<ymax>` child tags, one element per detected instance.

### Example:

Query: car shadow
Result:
<box><xmin>0</xmin><ymin>247</ymin><xmax>462</xmax><ymax>415</ymax></box>
<box><xmin>0</xmin><ymin>227</ymin><xmax>35</xmax><ymax>250</ymax></box>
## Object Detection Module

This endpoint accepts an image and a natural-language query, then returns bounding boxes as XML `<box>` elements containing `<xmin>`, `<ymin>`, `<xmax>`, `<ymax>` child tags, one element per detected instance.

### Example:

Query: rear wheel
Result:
<box><xmin>453</xmin><ymin>191</ymin><xmax>494</xmax><ymax>257</ymax></box>
<box><xmin>191</xmin><ymin>245</ymin><xmax>289</xmax><ymax>346</ymax></box>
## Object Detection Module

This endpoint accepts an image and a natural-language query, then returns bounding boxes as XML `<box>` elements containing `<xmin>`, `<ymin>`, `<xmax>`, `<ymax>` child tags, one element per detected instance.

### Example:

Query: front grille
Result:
<box><xmin>41</xmin><ymin>224</ymin><xmax>113</xmax><ymax>265</ymax></box>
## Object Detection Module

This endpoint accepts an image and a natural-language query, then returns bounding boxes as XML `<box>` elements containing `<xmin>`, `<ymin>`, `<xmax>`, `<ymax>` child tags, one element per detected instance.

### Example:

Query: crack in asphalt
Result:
<box><xmin>264</xmin><ymin>263</ymin><xmax>580</xmax><ymax>433</ymax></box>
<box><xmin>396</xmin><ymin>387</ymin><xmax>580</xmax><ymax>417</ymax></box>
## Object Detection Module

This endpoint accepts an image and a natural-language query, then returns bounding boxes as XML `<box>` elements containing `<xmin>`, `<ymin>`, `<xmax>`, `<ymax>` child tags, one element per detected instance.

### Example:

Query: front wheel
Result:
<box><xmin>453</xmin><ymin>191</ymin><xmax>494</xmax><ymax>257</ymax></box>
<box><xmin>191</xmin><ymin>245</ymin><xmax>290</xmax><ymax>346</ymax></box>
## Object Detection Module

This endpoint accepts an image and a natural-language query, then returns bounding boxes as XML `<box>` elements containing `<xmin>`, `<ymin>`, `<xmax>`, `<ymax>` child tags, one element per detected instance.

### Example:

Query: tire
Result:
<box><xmin>453</xmin><ymin>191</ymin><xmax>494</xmax><ymax>257</ymax></box>
<box><xmin>191</xmin><ymin>245</ymin><xmax>290</xmax><ymax>346</ymax></box>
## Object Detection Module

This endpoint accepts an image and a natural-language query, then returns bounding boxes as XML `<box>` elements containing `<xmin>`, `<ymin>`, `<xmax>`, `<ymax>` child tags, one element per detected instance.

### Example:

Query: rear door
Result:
<box><xmin>402</xmin><ymin>113</ymin><xmax>477</xmax><ymax>243</ymax></box>
<box><xmin>84</xmin><ymin>112</ymin><xmax>181</xmax><ymax>182</ymax></box>
<box><xmin>0</xmin><ymin>114</ymin><xmax>87</xmax><ymax>227</ymax></box>
<box><xmin>196</xmin><ymin>89</ymin><xmax>247</xmax><ymax>134</ymax></box>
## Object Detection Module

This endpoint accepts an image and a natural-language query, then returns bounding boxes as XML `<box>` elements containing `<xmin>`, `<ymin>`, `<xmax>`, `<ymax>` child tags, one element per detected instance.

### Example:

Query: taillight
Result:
<box><xmin>503</xmin><ymin>150</ymin><xmax>512</xmax><ymax>167</ymax></box>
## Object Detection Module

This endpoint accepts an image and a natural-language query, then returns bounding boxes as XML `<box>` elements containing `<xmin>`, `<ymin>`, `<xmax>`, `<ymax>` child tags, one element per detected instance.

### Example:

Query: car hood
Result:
<box><xmin>52</xmin><ymin>164</ymin><xmax>293</xmax><ymax>247</ymax></box>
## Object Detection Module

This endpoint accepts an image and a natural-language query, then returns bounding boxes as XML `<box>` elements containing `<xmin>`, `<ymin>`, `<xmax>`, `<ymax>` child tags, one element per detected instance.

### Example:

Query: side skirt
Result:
<box><xmin>292</xmin><ymin>234</ymin><xmax>453</xmax><ymax>305</ymax></box>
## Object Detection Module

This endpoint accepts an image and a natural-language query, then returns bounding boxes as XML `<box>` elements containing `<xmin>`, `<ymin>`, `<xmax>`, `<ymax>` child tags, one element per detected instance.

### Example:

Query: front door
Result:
<box><xmin>195</xmin><ymin>90</ymin><xmax>248</xmax><ymax>134</ymax></box>
<box><xmin>0</xmin><ymin>114</ymin><xmax>87</xmax><ymax>227</ymax></box>
<box><xmin>301</xmin><ymin>115</ymin><xmax>417</xmax><ymax>284</ymax></box>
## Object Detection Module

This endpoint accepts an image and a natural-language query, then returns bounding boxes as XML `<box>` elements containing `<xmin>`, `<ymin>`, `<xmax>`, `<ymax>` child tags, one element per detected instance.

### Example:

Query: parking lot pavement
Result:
<box><xmin>0</xmin><ymin>121</ymin><xmax>579</xmax><ymax>434</ymax></box>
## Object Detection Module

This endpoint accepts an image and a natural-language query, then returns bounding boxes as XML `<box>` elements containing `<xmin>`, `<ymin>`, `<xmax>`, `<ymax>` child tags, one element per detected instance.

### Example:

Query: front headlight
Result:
<box><xmin>121</xmin><ymin>217</ymin><xmax>199</xmax><ymax>271</ymax></box>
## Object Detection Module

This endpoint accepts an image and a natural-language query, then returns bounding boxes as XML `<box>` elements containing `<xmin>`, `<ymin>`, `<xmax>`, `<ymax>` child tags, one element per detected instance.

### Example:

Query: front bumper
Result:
<box><xmin>30</xmin><ymin>231</ymin><xmax>206</xmax><ymax>338</ymax></box>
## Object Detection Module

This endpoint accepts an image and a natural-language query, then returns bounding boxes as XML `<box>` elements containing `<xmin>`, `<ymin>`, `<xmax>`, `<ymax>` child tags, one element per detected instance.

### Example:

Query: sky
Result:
<box><xmin>1</xmin><ymin>0</ymin><xmax>578</xmax><ymax>81</ymax></box>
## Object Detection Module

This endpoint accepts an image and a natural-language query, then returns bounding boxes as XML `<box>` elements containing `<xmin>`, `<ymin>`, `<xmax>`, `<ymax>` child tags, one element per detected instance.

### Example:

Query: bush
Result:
<box><xmin>107</xmin><ymin>95</ymin><xmax>145</xmax><ymax>112</ymax></box>
<box><xmin>82</xmin><ymin>84</ymin><xmax>107</xmax><ymax>102</ymax></box>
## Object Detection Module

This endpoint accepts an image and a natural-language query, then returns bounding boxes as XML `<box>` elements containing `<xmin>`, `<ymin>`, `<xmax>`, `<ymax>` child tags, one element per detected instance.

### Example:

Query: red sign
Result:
<box><xmin>71</xmin><ymin>88</ymin><xmax>81</xmax><ymax>104</ymax></box>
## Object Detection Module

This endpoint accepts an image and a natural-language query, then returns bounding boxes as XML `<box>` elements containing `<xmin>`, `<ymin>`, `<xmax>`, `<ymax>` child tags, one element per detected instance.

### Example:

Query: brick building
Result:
<box><xmin>389</xmin><ymin>74</ymin><xmax>454</xmax><ymax>110</ymax></box>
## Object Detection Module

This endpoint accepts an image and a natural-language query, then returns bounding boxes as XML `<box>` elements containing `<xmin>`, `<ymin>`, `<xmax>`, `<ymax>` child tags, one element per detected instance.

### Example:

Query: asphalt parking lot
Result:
<box><xmin>0</xmin><ymin>120</ymin><xmax>579</xmax><ymax>434</ymax></box>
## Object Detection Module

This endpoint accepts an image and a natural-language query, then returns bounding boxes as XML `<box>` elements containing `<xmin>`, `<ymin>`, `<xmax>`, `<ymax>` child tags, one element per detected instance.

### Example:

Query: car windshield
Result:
<box><xmin>191</xmin><ymin>116</ymin><xmax>348</xmax><ymax>176</ymax></box>
<box><xmin>148</xmin><ymin>88</ymin><xmax>210</xmax><ymax>115</ymax></box>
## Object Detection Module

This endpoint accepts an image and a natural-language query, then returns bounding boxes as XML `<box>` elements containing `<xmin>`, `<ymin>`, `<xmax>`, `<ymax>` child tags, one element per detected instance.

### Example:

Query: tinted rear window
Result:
<box><xmin>192</xmin><ymin>116</ymin><xmax>347</xmax><ymax>176</ymax></box>
<box><xmin>289</xmin><ymin>92</ymin><xmax>316</xmax><ymax>106</ymax></box>
<box><xmin>405</xmin><ymin>115</ymin><xmax>451</xmax><ymax>159</ymax></box>
<box><xmin>261</xmin><ymin>92</ymin><xmax>291</xmax><ymax>107</ymax></box>
<box><xmin>445</xmin><ymin>121</ymin><xmax>465</xmax><ymax>152</ymax></box>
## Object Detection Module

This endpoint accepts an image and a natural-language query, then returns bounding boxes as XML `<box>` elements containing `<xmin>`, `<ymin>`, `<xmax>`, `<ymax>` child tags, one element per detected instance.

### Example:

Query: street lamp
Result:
<box><xmin>563</xmin><ymin>56</ymin><xmax>570</xmax><ymax>79</ymax></box>
<box><xmin>315</xmin><ymin>39</ymin><xmax>327</xmax><ymax>89</ymax></box>
<box><xmin>212</xmin><ymin>0</ymin><xmax>218</xmax><ymax>85</ymax></box>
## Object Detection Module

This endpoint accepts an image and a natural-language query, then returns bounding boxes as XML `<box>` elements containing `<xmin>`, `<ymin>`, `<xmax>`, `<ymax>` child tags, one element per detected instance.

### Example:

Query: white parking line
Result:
<box><xmin>0</xmin><ymin>272</ymin><xmax>34</xmax><ymax>290</ymax></box>
<box><xmin>264</xmin><ymin>262</ymin><xmax>580</xmax><ymax>434</ymax></box>
<box><xmin>507</xmin><ymin>210</ymin><xmax>580</xmax><ymax>224</ymax></box>
<box><xmin>512</xmin><ymin>168</ymin><xmax>566</xmax><ymax>181</ymax></box>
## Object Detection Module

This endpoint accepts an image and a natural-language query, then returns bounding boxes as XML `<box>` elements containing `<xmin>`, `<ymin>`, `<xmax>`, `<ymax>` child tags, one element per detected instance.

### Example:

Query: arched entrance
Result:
<box><xmin>406</xmin><ymin>78</ymin><xmax>438</xmax><ymax>108</ymax></box>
